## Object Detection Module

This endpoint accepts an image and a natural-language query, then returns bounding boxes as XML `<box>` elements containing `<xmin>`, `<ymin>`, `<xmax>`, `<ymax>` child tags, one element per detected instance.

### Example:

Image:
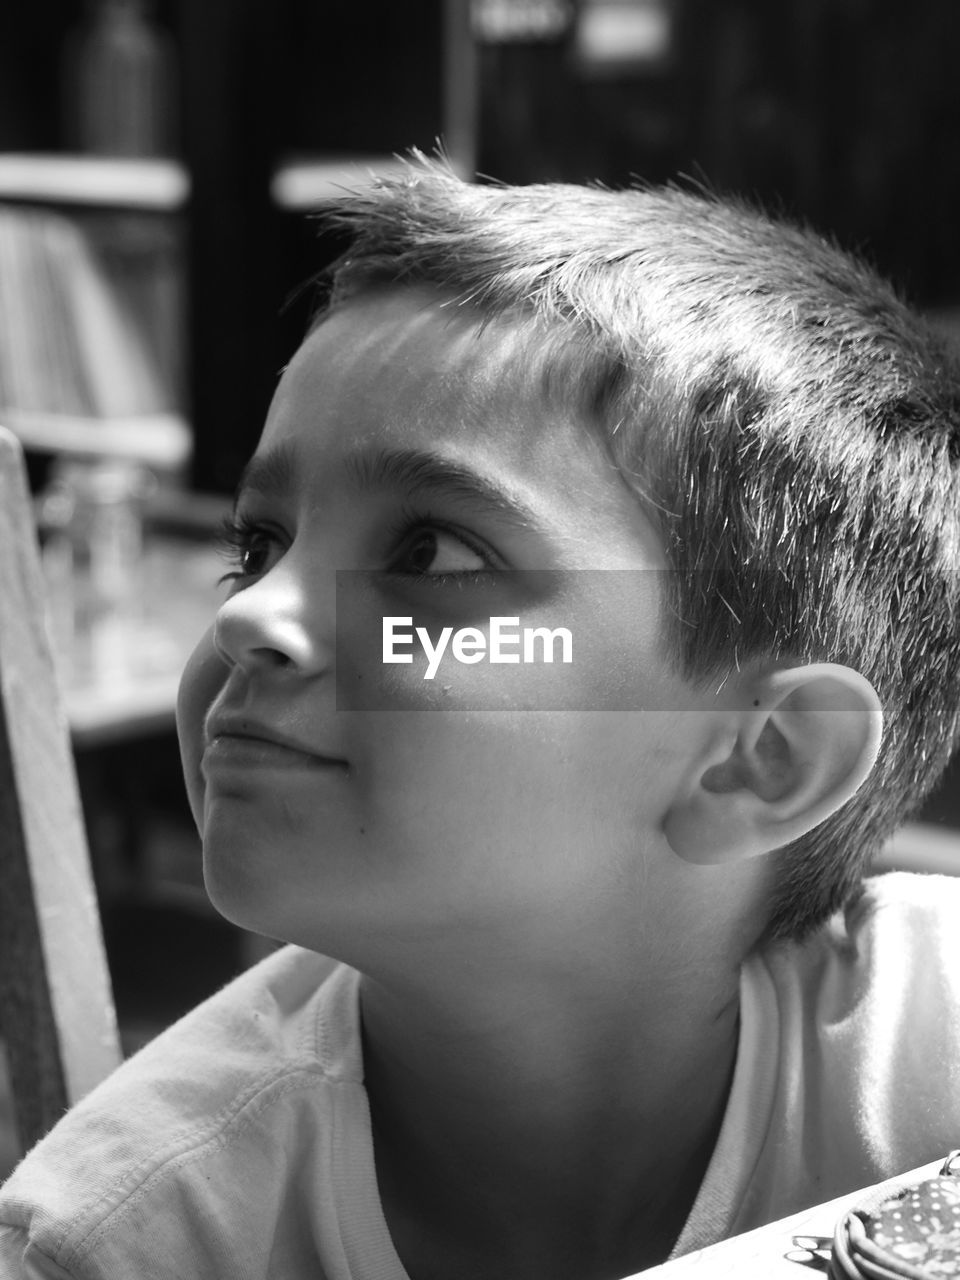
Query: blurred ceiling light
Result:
<box><xmin>471</xmin><ymin>0</ymin><xmax>575</xmax><ymax>43</ymax></box>
<box><xmin>574</xmin><ymin>0</ymin><xmax>673</xmax><ymax>75</ymax></box>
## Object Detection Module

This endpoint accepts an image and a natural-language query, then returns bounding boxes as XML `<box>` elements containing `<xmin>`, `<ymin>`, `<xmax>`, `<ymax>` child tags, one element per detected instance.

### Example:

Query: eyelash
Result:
<box><xmin>385</xmin><ymin>505</ymin><xmax>500</xmax><ymax>584</ymax></box>
<box><xmin>215</xmin><ymin>507</ymin><xmax>500</xmax><ymax>586</ymax></box>
<box><xmin>216</xmin><ymin>512</ymin><xmax>284</xmax><ymax>584</ymax></box>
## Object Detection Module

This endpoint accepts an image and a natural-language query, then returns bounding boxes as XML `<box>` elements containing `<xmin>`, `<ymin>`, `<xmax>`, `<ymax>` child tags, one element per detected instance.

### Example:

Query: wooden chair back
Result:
<box><xmin>0</xmin><ymin>426</ymin><xmax>121</xmax><ymax>1156</ymax></box>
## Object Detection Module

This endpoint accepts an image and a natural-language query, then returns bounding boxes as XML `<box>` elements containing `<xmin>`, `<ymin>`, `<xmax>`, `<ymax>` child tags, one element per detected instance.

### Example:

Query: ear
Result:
<box><xmin>664</xmin><ymin>663</ymin><xmax>883</xmax><ymax>866</ymax></box>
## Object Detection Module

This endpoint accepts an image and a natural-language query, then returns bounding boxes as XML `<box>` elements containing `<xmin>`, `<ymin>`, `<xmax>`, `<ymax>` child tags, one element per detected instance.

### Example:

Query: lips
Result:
<box><xmin>203</xmin><ymin>714</ymin><xmax>348</xmax><ymax>771</ymax></box>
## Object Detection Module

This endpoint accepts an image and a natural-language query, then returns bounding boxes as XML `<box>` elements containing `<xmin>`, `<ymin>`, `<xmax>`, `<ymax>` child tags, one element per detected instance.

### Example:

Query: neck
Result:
<box><xmin>360</xmin><ymin>939</ymin><xmax>743</xmax><ymax>1279</ymax></box>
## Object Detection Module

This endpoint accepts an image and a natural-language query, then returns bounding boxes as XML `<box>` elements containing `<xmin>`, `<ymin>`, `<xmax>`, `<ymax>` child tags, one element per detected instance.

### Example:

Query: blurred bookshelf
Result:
<box><xmin>0</xmin><ymin>153</ymin><xmax>190</xmax><ymax>471</ymax></box>
<box><xmin>0</xmin><ymin>1</ymin><xmax>479</xmax><ymax>491</ymax></box>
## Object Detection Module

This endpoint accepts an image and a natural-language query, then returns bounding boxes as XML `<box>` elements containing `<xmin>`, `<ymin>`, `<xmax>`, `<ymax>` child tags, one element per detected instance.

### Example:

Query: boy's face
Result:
<box><xmin>177</xmin><ymin>288</ymin><xmax>725</xmax><ymax>967</ymax></box>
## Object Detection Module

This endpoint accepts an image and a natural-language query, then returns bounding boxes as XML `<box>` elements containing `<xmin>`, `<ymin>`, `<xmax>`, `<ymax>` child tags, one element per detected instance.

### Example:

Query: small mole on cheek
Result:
<box><xmin>753</xmin><ymin>699</ymin><xmax>760</xmax><ymax>707</ymax></box>
<box><xmin>359</xmin><ymin>827</ymin><xmax>366</xmax><ymax>835</ymax></box>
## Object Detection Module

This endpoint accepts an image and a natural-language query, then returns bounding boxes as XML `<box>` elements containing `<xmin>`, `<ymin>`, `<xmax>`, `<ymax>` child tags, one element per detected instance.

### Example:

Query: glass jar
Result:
<box><xmin>37</xmin><ymin>456</ymin><xmax>152</xmax><ymax>686</ymax></box>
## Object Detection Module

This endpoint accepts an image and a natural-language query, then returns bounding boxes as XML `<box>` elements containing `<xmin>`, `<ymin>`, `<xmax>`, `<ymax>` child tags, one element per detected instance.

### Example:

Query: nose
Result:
<box><xmin>212</xmin><ymin>558</ymin><xmax>333</xmax><ymax>678</ymax></box>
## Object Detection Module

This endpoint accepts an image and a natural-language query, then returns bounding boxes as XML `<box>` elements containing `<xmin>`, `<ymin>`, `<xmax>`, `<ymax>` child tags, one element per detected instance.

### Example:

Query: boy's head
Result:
<box><xmin>180</xmin><ymin>286</ymin><xmax>763</xmax><ymax>970</ymax></box>
<box><xmin>305</xmin><ymin>158</ymin><xmax>960</xmax><ymax>940</ymax></box>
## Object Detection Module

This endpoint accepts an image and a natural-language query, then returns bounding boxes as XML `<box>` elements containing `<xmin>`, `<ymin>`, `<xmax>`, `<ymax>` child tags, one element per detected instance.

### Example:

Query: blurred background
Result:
<box><xmin>1</xmin><ymin>0</ymin><xmax>959</xmax><ymax>1170</ymax></box>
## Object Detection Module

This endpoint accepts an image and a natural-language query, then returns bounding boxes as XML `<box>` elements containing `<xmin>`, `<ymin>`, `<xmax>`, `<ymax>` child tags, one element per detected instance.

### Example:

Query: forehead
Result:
<box><xmin>276</xmin><ymin>288</ymin><xmax>582</xmax><ymax>448</ymax></box>
<box><xmin>258</xmin><ymin>286</ymin><xmax>633</xmax><ymax>524</ymax></box>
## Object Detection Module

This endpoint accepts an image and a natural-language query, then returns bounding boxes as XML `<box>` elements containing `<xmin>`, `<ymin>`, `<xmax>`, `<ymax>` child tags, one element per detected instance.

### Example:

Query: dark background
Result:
<box><xmin>3</xmin><ymin>0</ymin><xmax>960</xmax><ymax>491</ymax></box>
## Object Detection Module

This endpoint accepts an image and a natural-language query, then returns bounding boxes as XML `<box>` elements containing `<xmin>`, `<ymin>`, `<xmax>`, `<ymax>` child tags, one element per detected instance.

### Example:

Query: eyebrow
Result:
<box><xmin>235</xmin><ymin>442</ymin><xmax>539</xmax><ymax>530</ymax></box>
<box><xmin>347</xmin><ymin>447</ymin><xmax>537</xmax><ymax>529</ymax></box>
<box><xmin>234</xmin><ymin>443</ymin><xmax>297</xmax><ymax>506</ymax></box>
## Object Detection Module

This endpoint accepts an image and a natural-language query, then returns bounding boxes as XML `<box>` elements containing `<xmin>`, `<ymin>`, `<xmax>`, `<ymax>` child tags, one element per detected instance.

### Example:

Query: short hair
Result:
<box><xmin>312</xmin><ymin>156</ymin><xmax>960</xmax><ymax>941</ymax></box>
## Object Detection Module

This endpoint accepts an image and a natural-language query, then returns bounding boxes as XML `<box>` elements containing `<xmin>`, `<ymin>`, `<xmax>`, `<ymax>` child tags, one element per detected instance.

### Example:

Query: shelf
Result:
<box><xmin>1</xmin><ymin>409</ymin><xmax>191</xmax><ymax>469</ymax></box>
<box><xmin>67</xmin><ymin>673</ymin><xmax>183</xmax><ymax>747</ymax></box>
<box><xmin>0</xmin><ymin>154</ymin><xmax>189</xmax><ymax>212</ymax></box>
<box><xmin>270</xmin><ymin>154</ymin><xmax>411</xmax><ymax>211</ymax></box>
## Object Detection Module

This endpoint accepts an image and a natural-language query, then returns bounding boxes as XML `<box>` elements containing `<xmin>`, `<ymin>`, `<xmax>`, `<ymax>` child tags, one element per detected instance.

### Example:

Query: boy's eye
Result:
<box><xmin>217</xmin><ymin>516</ymin><xmax>285</xmax><ymax>584</ymax></box>
<box><xmin>393</xmin><ymin>527</ymin><xmax>491</xmax><ymax>577</ymax></box>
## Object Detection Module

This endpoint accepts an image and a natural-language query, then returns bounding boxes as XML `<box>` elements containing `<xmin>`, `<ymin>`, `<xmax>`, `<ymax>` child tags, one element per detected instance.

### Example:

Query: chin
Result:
<box><xmin>201</xmin><ymin>826</ymin><xmax>279</xmax><ymax>933</ymax></box>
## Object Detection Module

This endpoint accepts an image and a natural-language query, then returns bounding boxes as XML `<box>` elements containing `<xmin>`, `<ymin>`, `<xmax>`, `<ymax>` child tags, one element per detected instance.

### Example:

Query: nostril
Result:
<box><xmin>210</xmin><ymin>566</ymin><xmax>333</xmax><ymax>677</ymax></box>
<box><xmin>214</xmin><ymin>619</ymin><xmax>291</xmax><ymax>672</ymax></box>
<box><xmin>212</xmin><ymin>599</ymin><xmax>329</xmax><ymax>677</ymax></box>
<box><xmin>256</xmin><ymin>645</ymin><xmax>295</xmax><ymax>669</ymax></box>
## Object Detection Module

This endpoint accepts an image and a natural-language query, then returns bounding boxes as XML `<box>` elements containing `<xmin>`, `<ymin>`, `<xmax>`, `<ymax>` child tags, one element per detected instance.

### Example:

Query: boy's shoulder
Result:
<box><xmin>0</xmin><ymin>948</ymin><xmax>374</xmax><ymax>1279</ymax></box>
<box><xmin>773</xmin><ymin>867</ymin><xmax>960</xmax><ymax>965</ymax></box>
<box><xmin>757</xmin><ymin>872</ymin><xmax>960</xmax><ymax>1204</ymax></box>
<box><xmin>856</xmin><ymin>866</ymin><xmax>960</xmax><ymax>939</ymax></box>
<box><xmin>757</xmin><ymin>868</ymin><xmax>960</xmax><ymax>1019</ymax></box>
<box><xmin>678</xmin><ymin>870</ymin><xmax>960</xmax><ymax>1248</ymax></box>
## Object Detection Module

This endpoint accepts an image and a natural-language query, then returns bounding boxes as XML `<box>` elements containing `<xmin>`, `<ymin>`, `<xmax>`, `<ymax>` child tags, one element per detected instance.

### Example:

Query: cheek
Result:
<box><xmin>362</xmin><ymin>712</ymin><xmax>619</xmax><ymax>840</ymax></box>
<box><xmin>176</xmin><ymin>626</ymin><xmax>229</xmax><ymax>830</ymax></box>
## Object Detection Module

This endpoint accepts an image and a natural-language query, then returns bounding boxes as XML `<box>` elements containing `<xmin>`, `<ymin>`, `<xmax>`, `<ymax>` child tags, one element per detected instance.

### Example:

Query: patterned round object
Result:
<box><xmin>828</xmin><ymin>1154</ymin><xmax>960</xmax><ymax>1279</ymax></box>
<box><xmin>866</xmin><ymin>1176</ymin><xmax>960</xmax><ymax>1274</ymax></box>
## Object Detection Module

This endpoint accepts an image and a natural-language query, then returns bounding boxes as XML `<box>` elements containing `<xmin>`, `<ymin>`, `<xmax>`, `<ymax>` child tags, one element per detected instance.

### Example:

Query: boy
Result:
<box><xmin>2</xmin><ymin>158</ymin><xmax>960</xmax><ymax>1279</ymax></box>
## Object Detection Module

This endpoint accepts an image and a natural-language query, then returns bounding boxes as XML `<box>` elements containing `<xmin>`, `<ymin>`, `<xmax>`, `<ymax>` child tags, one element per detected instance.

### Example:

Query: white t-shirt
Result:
<box><xmin>674</xmin><ymin>870</ymin><xmax>960</xmax><ymax>1253</ymax></box>
<box><xmin>2</xmin><ymin>872</ymin><xmax>960</xmax><ymax>1279</ymax></box>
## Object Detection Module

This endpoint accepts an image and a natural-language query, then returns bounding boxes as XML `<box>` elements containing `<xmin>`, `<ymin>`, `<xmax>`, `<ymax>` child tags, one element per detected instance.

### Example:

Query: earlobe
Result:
<box><xmin>664</xmin><ymin>663</ymin><xmax>883</xmax><ymax>866</ymax></box>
